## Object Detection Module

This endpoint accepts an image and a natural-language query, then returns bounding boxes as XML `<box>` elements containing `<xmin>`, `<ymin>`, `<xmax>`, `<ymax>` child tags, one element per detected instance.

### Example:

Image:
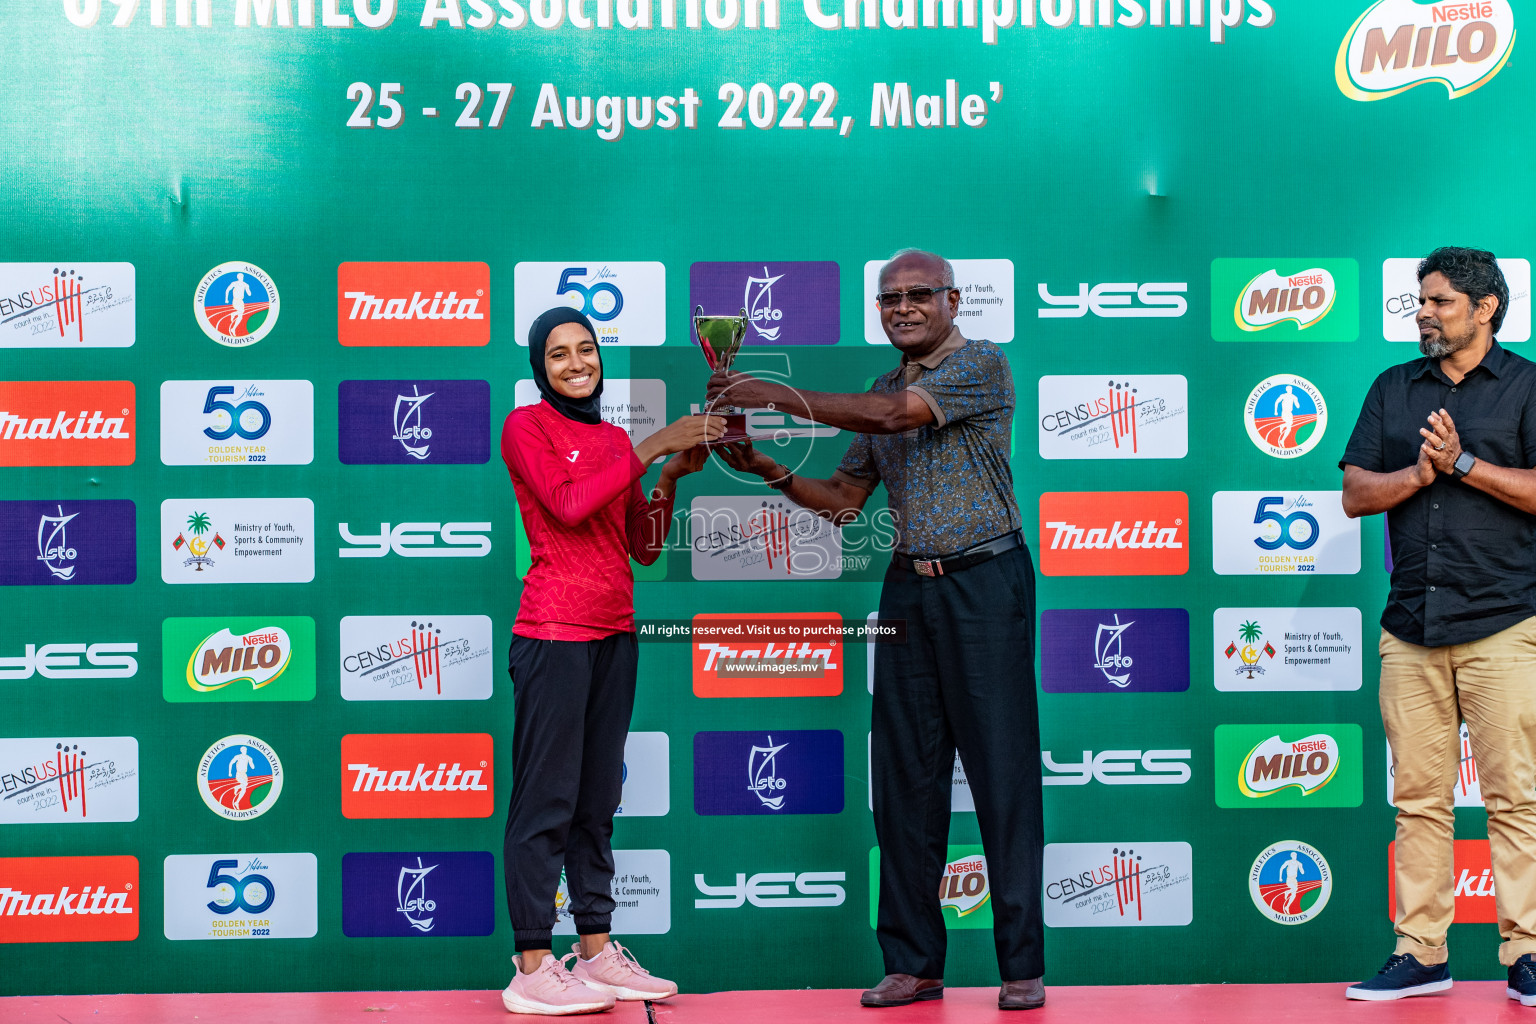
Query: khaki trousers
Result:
<box><xmin>1381</xmin><ymin>617</ymin><xmax>1536</xmax><ymax>966</ymax></box>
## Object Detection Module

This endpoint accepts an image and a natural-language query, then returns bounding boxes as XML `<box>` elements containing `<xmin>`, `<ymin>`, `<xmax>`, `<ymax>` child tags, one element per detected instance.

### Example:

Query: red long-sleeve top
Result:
<box><xmin>502</xmin><ymin>400</ymin><xmax>674</xmax><ymax>640</ymax></box>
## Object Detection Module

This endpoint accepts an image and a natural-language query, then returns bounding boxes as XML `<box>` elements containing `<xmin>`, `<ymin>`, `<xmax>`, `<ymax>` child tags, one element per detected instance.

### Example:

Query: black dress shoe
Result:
<box><xmin>999</xmin><ymin>978</ymin><xmax>1045</xmax><ymax>1010</ymax></box>
<box><xmin>860</xmin><ymin>974</ymin><xmax>944</xmax><ymax>1007</ymax></box>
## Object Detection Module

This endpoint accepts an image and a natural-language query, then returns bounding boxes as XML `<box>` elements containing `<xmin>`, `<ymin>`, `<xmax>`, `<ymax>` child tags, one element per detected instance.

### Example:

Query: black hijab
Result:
<box><xmin>528</xmin><ymin>306</ymin><xmax>604</xmax><ymax>425</ymax></box>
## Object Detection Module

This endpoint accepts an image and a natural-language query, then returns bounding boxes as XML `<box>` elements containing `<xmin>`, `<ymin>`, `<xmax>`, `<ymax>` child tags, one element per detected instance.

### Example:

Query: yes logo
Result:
<box><xmin>694</xmin><ymin>870</ymin><xmax>847</xmax><ymax>909</ymax></box>
<box><xmin>1338</xmin><ymin>0</ymin><xmax>1515</xmax><ymax>101</ymax></box>
<box><xmin>0</xmin><ymin>642</ymin><xmax>138</xmax><ymax>681</ymax></box>
<box><xmin>163</xmin><ymin>617</ymin><xmax>316</xmax><ymax>703</ymax></box>
<box><xmin>1042</xmin><ymin>749</ymin><xmax>1192</xmax><ymax>786</ymax></box>
<box><xmin>1211</xmin><ymin>260</ymin><xmax>1359</xmax><ymax>342</ymax></box>
<box><xmin>338</xmin><ymin>522</ymin><xmax>491</xmax><ymax>558</ymax></box>
<box><xmin>1215</xmin><ymin>725</ymin><xmax>1363</xmax><ymax>808</ymax></box>
<box><xmin>1036</xmin><ymin>282</ymin><xmax>1187</xmax><ymax>318</ymax></box>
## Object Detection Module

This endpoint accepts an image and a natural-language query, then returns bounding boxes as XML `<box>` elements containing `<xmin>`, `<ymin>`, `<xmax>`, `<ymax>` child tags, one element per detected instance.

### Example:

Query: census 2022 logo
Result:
<box><xmin>1043</xmin><ymin>842</ymin><xmax>1193</xmax><ymax>928</ymax></box>
<box><xmin>514</xmin><ymin>262</ymin><xmax>665</xmax><ymax>346</ymax></box>
<box><xmin>0</xmin><ymin>737</ymin><xmax>139</xmax><ymax>824</ymax></box>
<box><xmin>1211</xmin><ymin>492</ymin><xmax>1360</xmax><ymax>575</ymax></box>
<box><xmin>194</xmin><ymin>262</ymin><xmax>278</xmax><ymax>348</ymax></box>
<box><xmin>689</xmin><ymin>497</ymin><xmax>842</xmax><ymax>581</ymax></box>
<box><xmin>1337</xmin><ymin>0</ymin><xmax>1514</xmax><ymax>102</ymax></box>
<box><xmin>160</xmin><ymin>381</ymin><xmax>314</xmax><ymax>466</ymax></box>
<box><xmin>1037</xmin><ymin>376</ymin><xmax>1188</xmax><ymax>460</ymax></box>
<box><xmin>0</xmin><ymin>263</ymin><xmax>135</xmax><ymax>348</ymax></box>
<box><xmin>338</xmin><ymin>615</ymin><xmax>494</xmax><ymax>701</ymax></box>
<box><xmin>163</xmin><ymin>853</ymin><xmax>318</xmax><ymax>940</ymax></box>
<box><xmin>1381</xmin><ymin>256</ymin><xmax>1531</xmax><ymax>343</ymax></box>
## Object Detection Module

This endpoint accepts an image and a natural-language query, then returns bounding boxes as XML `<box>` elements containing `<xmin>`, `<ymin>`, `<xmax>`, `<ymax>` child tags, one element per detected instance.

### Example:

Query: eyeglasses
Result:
<box><xmin>875</xmin><ymin>285</ymin><xmax>956</xmax><ymax>308</ymax></box>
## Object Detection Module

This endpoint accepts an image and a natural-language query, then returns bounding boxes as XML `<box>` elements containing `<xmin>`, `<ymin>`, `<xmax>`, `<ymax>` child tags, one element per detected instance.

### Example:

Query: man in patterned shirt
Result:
<box><xmin>707</xmin><ymin>249</ymin><xmax>1044</xmax><ymax>1011</ymax></box>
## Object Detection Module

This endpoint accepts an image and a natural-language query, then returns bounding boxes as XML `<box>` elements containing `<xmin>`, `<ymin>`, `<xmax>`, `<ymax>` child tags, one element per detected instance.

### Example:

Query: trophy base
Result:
<box><xmin>704</xmin><ymin>411</ymin><xmax>751</xmax><ymax>445</ymax></box>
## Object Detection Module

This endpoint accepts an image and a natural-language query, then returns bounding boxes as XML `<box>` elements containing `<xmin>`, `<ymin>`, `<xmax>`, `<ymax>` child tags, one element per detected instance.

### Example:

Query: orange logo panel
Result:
<box><xmin>0</xmin><ymin>382</ymin><xmax>135</xmax><ymax>467</ymax></box>
<box><xmin>0</xmin><ymin>855</ymin><xmax>139</xmax><ymax>942</ymax></box>
<box><xmin>1038</xmin><ymin>491</ymin><xmax>1189</xmax><ymax>577</ymax></box>
<box><xmin>1389</xmin><ymin>839</ymin><xmax>1495</xmax><ymax>924</ymax></box>
<box><xmin>691</xmin><ymin>613</ymin><xmax>844</xmax><ymax>697</ymax></box>
<box><xmin>340</xmin><ymin>733</ymin><xmax>495</xmax><ymax>819</ymax></box>
<box><xmin>337</xmin><ymin>262</ymin><xmax>490</xmax><ymax>347</ymax></box>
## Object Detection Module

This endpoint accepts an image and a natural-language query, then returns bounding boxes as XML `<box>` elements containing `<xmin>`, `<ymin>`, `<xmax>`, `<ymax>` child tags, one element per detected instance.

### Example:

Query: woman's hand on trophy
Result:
<box><xmin>715</xmin><ymin>439</ymin><xmax>781</xmax><ymax>479</ymax></box>
<box><xmin>634</xmin><ymin>414</ymin><xmax>724</xmax><ymax>466</ymax></box>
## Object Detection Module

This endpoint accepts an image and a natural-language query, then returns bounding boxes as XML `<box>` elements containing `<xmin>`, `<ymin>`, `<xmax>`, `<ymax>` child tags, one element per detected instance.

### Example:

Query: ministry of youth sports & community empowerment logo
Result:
<box><xmin>194</xmin><ymin>262</ymin><xmax>279</xmax><ymax>348</ymax></box>
<box><xmin>197</xmin><ymin>734</ymin><xmax>283</xmax><ymax>821</ymax></box>
<box><xmin>1250</xmin><ymin>841</ymin><xmax>1331</xmax><ymax>925</ymax></box>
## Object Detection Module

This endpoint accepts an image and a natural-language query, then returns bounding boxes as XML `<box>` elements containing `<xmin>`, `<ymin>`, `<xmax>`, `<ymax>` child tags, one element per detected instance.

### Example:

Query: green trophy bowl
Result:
<box><xmin>694</xmin><ymin>304</ymin><xmax>751</xmax><ymax>443</ymax></box>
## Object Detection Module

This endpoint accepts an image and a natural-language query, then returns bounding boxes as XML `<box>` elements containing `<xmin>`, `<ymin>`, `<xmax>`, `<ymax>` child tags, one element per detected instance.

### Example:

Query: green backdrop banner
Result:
<box><xmin>0</xmin><ymin>0</ymin><xmax>1527</xmax><ymax>995</ymax></box>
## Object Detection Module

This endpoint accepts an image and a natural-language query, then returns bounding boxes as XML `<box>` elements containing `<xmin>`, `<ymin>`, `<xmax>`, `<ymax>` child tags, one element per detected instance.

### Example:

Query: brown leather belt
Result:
<box><xmin>891</xmin><ymin>530</ymin><xmax>1022</xmax><ymax>577</ymax></box>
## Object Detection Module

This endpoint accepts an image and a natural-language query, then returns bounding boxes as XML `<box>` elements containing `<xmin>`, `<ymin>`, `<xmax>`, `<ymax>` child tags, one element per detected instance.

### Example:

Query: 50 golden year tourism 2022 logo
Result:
<box><xmin>1338</xmin><ymin>0</ymin><xmax>1515</xmax><ymax>102</ymax></box>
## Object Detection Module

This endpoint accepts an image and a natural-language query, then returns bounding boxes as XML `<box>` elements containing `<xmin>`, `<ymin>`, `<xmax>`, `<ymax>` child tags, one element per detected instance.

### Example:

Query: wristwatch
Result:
<box><xmin>1452</xmin><ymin>450</ymin><xmax>1476</xmax><ymax>479</ymax></box>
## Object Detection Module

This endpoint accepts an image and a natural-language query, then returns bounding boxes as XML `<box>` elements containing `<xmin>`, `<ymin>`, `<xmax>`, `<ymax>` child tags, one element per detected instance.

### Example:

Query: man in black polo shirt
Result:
<box><xmin>706</xmin><ymin>249</ymin><xmax>1044</xmax><ymax>1011</ymax></box>
<box><xmin>1341</xmin><ymin>247</ymin><xmax>1536</xmax><ymax>1005</ymax></box>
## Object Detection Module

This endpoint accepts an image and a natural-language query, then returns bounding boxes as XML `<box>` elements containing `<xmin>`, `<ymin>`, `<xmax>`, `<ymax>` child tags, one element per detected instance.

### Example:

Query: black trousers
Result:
<box><xmin>502</xmin><ymin>631</ymin><xmax>637</xmax><ymax>952</ymax></box>
<box><xmin>871</xmin><ymin>545</ymin><xmax>1045</xmax><ymax>981</ymax></box>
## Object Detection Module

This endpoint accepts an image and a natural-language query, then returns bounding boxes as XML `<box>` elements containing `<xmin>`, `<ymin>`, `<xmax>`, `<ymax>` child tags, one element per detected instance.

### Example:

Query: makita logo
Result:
<box><xmin>0</xmin><ymin>855</ymin><xmax>139</xmax><ymax>942</ymax></box>
<box><xmin>0</xmin><ymin>411</ymin><xmax>130</xmax><ymax>440</ymax></box>
<box><xmin>340</xmin><ymin>733</ymin><xmax>495</xmax><ymax>819</ymax></box>
<box><xmin>347</xmin><ymin>762</ymin><xmax>489</xmax><ymax>793</ymax></box>
<box><xmin>0</xmin><ymin>382</ymin><xmax>136</xmax><ymax>468</ymax></box>
<box><xmin>337</xmin><ymin>262</ymin><xmax>490</xmax><ymax>347</ymax></box>
<box><xmin>1044</xmin><ymin>520</ymin><xmax>1183</xmax><ymax>551</ymax></box>
<box><xmin>343</xmin><ymin>292</ymin><xmax>484</xmax><ymax>321</ymax></box>
<box><xmin>696</xmin><ymin>643</ymin><xmax>837</xmax><ymax>672</ymax></box>
<box><xmin>0</xmin><ymin>885</ymin><xmax>134</xmax><ymax>916</ymax></box>
<box><xmin>1039</xmin><ymin>492</ymin><xmax>1188</xmax><ymax>577</ymax></box>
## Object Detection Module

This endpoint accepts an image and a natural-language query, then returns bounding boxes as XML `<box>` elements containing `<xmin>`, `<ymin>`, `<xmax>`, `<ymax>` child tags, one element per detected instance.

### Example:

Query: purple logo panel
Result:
<box><xmin>0</xmin><ymin>499</ymin><xmax>136</xmax><ymax>585</ymax></box>
<box><xmin>694</xmin><ymin>729</ymin><xmax>843</xmax><ymax>815</ymax></box>
<box><xmin>338</xmin><ymin>380</ymin><xmax>490</xmax><ymax>465</ymax></box>
<box><xmin>689</xmin><ymin>262</ymin><xmax>840</xmax><ymax>346</ymax></box>
<box><xmin>341</xmin><ymin>851</ymin><xmax>495</xmax><ymax>937</ymax></box>
<box><xmin>1040</xmin><ymin>609</ymin><xmax>1189</xmax><ymax>693</ymax></box>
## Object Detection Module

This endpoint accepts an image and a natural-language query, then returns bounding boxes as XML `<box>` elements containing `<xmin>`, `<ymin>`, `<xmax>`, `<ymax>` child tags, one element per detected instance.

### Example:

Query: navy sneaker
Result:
<box><xmin>1345</xmin><ymin>953</ymin><xmax>1452</xmax><ymax>1001</ymax></box>
<box><xmin>1509</xmin><ymin>953</ymin><xmax>1536</xmax><ymax>1006</ymax></box>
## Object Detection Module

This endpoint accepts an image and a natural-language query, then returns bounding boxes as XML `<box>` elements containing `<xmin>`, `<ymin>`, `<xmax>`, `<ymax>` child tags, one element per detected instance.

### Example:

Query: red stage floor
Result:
<box><xmin>1</xmin><ymin>982</ymin><xmax>1528</xmax><ymax>1024</ymax></box>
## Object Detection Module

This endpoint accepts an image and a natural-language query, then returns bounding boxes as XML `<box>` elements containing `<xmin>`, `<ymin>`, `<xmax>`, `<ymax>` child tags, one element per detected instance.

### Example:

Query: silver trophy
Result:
<box><xmin>694</xmin><ymin>304</ymin><xmax>751</xmax><ymax>443</ymax></box>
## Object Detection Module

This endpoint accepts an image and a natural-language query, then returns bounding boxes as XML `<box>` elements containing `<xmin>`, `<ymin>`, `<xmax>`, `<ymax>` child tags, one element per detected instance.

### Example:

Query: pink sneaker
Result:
<box><xmin>501</xmin><ymin>954</ymin><xmax>615</xmax><ymax>1015</ymax></box>
<box><xmin>569</xmin><ymin>941</ymin><xmax>679</xmax><ymax>1001</ymax></box>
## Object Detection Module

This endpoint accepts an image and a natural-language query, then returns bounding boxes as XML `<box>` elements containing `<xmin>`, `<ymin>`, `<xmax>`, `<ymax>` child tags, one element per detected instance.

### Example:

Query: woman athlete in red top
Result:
<box><xmin>499</xmin><ymin>306</ymin><xmax>722</xmax><ymax>1016</ymax></box>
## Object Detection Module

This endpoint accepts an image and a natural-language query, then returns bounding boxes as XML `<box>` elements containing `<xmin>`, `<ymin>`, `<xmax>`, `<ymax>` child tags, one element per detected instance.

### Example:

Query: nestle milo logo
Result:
<box><xmin>1337</xmin><ymin>0</ymin><xmax>1515</xmax><ymax>101</ymax></box>
<box><xmin>162</xmin><ymin>616</ymin><xmax>316</xmax><ymax>704</ymax></box>
<box><xmin>1211</xmin><ymin>260</ymin><xmax>1359</xmax><ymax>343</ymax></box>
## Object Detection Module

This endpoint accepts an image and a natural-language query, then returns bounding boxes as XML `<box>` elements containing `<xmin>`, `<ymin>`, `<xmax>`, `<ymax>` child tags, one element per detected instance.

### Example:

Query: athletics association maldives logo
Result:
<box><xmin>1338</xmin><ymin>0</ymin><xmax>1514</xmax><ymax>102</ymax></box>
<box><xmin>1250</xmin><ymin>841</ymin><xmax>1331</xmax><ymax>925</ymax></box>
<box><xmin>1244</xmin><ymin>374</ymin><xmax>1327</xmax><ymax>459</ymax></box>
<box><xmin>194</xmin><ymin>262</ymin><xmax>279</xmax><ymax>348</ymax></box>
<box><xmin>197</xmin><ymin>735</ymin><xmax>283</xmax><ymax>821</ymax></box>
